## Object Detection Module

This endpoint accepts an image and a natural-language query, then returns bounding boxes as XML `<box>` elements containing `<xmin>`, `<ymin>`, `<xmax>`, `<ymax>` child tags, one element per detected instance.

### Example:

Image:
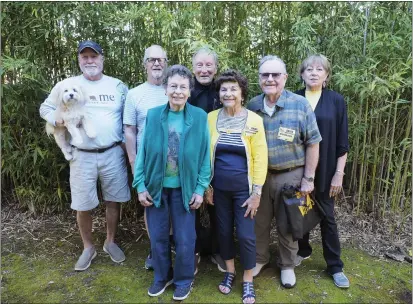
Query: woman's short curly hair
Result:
<box><xmin>163</xmin><ymin>64</ymin><xmax>194</xmax><ymax>90</ymax></box>
<box><xmin>214</xmin><ymin>69</ymin><xmax>249</xmax><ymax>101</ymax></box>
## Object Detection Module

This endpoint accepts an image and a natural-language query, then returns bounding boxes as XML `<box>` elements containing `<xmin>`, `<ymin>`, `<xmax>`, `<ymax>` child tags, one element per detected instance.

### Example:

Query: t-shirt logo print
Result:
<box><xmin>166</xmin><ymin>129</ymin><xmax>180</xmax><ymax>177</ymax></box>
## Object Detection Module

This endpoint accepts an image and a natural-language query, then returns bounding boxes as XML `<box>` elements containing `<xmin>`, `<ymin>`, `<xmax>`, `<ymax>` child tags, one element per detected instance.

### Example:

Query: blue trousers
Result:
<box><xmin>214</xmin><ymin>188</ymin><xmax>256</xmax><ymax>270</ymax></box>
<box><xmin>146</xmin><ymin>187</ymin><xmax>196</xmax><ymax>287</ymax></box>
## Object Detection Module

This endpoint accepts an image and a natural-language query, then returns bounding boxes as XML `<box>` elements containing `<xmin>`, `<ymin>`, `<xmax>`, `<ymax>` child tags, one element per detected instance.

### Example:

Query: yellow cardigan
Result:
<box><xmin>207</xmin><ymin>108</ymin><xmax>268</xmax><ymax>193</ymax></box>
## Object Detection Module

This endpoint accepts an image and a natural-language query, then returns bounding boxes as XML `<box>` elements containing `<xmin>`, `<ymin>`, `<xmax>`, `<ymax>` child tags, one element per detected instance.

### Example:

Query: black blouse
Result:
<box><xmin>295</xmin><ymin>88</ymin><xmax>349</xmax><ymax>194</ymax></box>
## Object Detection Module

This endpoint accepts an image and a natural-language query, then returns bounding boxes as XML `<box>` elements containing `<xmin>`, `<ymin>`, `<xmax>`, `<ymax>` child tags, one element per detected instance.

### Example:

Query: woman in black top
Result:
<box><xmin>295</xmin><ymin>54</ymin><xmax>350</xmax><ymax>288</ymax></box>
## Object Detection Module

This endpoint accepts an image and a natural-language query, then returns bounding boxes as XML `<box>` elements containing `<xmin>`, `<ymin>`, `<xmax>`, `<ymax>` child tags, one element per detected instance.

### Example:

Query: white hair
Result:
<box><xmin>192</xmin><ymin>46</ymin><xmax>218</xmax><ymax>67</ymax></box>
<box><xmin>258</xmin><ymin>55</ymin><xmax>287</xmax><ymax>73</ymax></box>
<box><xmin>143</xmin><ymin>45</ymin><xmax>168</xmax><ymax>66</ymax></box>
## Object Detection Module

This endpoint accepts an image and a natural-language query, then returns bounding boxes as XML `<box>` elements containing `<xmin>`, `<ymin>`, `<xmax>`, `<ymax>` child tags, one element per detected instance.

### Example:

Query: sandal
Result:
<box><xmin>218</xmin><ymin>272</ymin><xmax>236</xmax><ymax>295</ymax></box>
<box><xmin>242</xmin><ymin>282</ymin><xmax>256</xmax><ymax>304</ymax></box>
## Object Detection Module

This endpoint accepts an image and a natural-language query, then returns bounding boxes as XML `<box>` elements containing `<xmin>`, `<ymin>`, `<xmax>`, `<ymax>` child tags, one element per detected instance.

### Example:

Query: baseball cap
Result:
<box><xmin>78</xmin><ymin>40</ymin><xmax>104</xmax><ymax>55</ymax></box>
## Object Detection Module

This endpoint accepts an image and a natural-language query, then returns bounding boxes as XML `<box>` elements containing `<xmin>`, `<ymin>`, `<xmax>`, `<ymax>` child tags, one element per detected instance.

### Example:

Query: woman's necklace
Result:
<box><xmin>217</xmin><ymin>108</ymin><xmax>247</xmax><ymax>133</ymax></box>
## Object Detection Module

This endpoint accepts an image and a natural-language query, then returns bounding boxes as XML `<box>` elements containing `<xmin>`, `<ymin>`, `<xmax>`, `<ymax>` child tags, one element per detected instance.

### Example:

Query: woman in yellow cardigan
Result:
<box><xmin>206</xmin><ymin>70</ymin><xmax>268</xmax><ymax>304</ymax></box>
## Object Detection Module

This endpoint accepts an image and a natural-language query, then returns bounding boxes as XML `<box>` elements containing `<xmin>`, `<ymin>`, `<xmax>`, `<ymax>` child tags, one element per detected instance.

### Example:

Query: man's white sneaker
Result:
<box><xmin>281</xmin><ymin>269</ymin><xmax>296</xmax><ymax>288</ymax></box>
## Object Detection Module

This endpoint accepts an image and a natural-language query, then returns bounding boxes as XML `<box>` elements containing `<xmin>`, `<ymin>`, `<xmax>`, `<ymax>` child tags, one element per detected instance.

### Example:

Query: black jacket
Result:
<box><xmin>295</xmin><ymin>88</ymin><xmax>349</xmax><ymax>195</ymax></box>
<box><xmin>188</xmin><ymin>78</ymin><xmax>221</xmax><ymax>113</ymax></box>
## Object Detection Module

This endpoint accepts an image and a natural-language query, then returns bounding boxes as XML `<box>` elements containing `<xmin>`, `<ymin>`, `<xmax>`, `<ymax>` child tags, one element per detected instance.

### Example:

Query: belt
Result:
<box><xmin>268</xmin><ymin>166</ymin><xmax>304</xmax><ymax>174</ymax></box>
<box><xmin>73</xmin><ymin>141</ymin><xmax>122</xmax><ymax>153</ymax></box>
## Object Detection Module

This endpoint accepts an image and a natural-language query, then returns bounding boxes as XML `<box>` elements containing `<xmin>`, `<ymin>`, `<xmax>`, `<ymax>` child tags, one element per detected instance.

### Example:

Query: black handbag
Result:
<box><xmin>280</xmin><ymin>185</ymin><xmax>326</xmax><ymax>241</ymax></box>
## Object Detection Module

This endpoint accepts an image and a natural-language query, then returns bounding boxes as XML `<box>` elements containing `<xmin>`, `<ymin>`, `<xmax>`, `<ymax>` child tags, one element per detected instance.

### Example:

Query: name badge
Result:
<box><xmin>278</xmin><ymin>127</ymin><xmax>295</xmax><ymax>142</ymax></box>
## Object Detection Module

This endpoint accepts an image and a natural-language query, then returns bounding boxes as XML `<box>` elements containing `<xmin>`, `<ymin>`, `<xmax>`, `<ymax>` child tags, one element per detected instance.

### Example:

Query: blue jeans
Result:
<box><xmin>146</xmin><ymin>187</ymin><xmax>196</xmax><ymax>287</ymax></box>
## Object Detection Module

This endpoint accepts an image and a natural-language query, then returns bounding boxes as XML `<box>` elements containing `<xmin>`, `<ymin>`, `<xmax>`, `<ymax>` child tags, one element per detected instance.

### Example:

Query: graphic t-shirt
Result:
<box><xmin>39</xmin><ymin>74</ymin><xmax>128</xmax><ymax>149</ymax></box>
<box><xmin>163</xmin><ymin>109</ymin><xmax>184</xmax><ymax>188</ymax></box>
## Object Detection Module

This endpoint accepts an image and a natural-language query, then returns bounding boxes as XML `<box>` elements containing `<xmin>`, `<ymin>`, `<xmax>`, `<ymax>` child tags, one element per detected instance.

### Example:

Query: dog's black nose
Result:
<box><xmin>69</xmin><ymin>93</ymin><xmax>74</xmax><ymax>99</ymax></box>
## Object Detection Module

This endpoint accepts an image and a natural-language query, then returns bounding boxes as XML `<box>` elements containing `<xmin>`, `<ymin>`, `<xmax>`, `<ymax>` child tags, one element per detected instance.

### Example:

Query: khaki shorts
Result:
<box><xmin>69</xmin><ymin>145</ymin><xmax>131</xmax><ymax>211</ymax></box>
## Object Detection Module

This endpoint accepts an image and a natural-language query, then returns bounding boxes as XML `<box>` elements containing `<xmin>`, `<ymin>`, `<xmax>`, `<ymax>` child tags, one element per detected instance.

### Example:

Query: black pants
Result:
<box><xmin>298</xmin><ymin>191</ymin><xmax>344</xmax><ymax>275</ymax></box>
<box><xmin>195</xmin><ymin>204</ymin><xmax>219</xmax><ymax>255</ymax></box>
<box><xmin>214</xmin><ymin>188</ymin><xmax>256</xmax><ymax>270</ymax></box>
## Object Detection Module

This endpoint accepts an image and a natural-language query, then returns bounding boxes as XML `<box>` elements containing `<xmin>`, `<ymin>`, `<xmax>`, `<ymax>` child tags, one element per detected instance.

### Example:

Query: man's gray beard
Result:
<box><xmin>151</xmin><ymin>71</ymin><xmax>163</xmax><ymax>79</ymax></box>
<box><xmin>83</xmin><ymin>67</ymin><xmax>101</xmax><ymax>77</ymax></box>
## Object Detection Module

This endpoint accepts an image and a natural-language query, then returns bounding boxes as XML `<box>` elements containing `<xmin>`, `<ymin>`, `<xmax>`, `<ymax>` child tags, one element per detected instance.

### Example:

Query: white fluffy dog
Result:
<box><xmin>45</xmin><ymin>79</ymin><xmax>96</xmax><ymax>160</ymax></box>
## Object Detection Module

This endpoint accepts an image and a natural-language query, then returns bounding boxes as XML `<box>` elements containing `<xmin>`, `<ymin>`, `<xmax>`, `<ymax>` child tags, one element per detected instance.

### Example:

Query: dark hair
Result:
<box><xmin>163</xmin><ymin>64</ymin><xmax>194</xmax><ymax>90</ymax></box>
<box><xmin>215</xmin><ymin>69</ymin><xmax>249</xmax><ymax>101</ymax></box>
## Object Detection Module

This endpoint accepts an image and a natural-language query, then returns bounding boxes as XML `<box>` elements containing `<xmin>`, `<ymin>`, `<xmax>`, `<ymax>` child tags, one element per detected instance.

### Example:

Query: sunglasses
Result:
<box><xmin>259</xmin><ymin>72</ymin><xmax>284</xmax><ymax>80</ymax></box>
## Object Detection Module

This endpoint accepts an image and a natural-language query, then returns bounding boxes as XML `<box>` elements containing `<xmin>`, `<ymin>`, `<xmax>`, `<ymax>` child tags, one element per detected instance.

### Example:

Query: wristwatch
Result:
<box><xmin>252</xmin><ymin>188</ymin><xmax>262</xmax><ymax>197</ymax></box>
<box><xmin>303</xmin><ymin>175</ymin><xmax>314</xmax><ymax>182</ymax></box>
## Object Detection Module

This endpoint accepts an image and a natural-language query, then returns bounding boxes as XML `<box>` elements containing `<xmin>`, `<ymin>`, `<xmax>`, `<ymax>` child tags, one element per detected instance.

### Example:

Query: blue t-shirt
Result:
<box><xmin>163</xmin><ymin>109</ymin><xmax>184</xmax><ymax>188</ymax></box>
<box><xmin>212</xmin><ymin>132</ymin><xmax>249</xmax><ymax>191</ymax></box>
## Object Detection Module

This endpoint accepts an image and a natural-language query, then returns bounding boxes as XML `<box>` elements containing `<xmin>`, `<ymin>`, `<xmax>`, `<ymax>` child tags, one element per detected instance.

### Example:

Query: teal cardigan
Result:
<box><xmin>132</xmin><ymin>102</ymin><xmax>211</xmax><ymax>212</ymax></box>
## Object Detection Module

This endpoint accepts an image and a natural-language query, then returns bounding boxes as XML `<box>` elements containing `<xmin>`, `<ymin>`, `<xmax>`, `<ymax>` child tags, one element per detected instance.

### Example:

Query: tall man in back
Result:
<box><xmin>187</xmin><ymin>47</ymin><xmax>226</xmax><ymax>273</ymax></box>
<box><xmin>39</xmin><ymin>40</ymin><xmax>131</xmax><ymax>271</ymax></box>
<box><xmin>123</xmin><ymin>45</ymin><xmax>169</xmax><ymax>270</ymax></box>
<box><xmin>247</xmin><ymin>55</ymin><xmax>321</xmax><ymax>288</ymax></box>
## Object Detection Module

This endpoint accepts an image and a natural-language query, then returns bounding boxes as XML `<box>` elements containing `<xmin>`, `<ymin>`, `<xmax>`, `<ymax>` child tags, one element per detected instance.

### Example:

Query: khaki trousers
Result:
<box><xmin>255</xmin><ymin>167</ymin><xmax>304</xmax><ymax>269</ymax></box>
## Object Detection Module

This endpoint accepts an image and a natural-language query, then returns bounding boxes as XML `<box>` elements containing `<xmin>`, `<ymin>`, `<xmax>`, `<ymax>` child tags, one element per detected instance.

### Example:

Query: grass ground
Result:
<box><xmin>2</xmin><ymin>225</ymin><xmax>412</xmax><ymax>304</ymax></box>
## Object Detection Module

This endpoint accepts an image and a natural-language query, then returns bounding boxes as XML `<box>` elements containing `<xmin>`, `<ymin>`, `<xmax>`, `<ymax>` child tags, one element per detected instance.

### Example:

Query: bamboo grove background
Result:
<box><xmin>1</xmin><ymin>2</ymin><xmax>412</xmax><ymax>221</ymax></box>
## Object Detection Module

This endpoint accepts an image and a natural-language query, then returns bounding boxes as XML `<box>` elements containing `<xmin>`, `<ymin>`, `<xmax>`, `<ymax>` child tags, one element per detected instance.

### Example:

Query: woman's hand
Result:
<box><xmin>242</xmin><ymin>194</ymin><xmax>260</xmax><ymax>219</ymax></box>
<box><xmin>189</xmin><ymin>193</ymin><xmax>203</xmax><ymax>210</ymax></box>
<box><xmin>329</xmin><ymin>172</ymin><xmax>344</xmax><ymax>198</ymax></box>
<box><xmin>138</xmin><ymin>191</ymin><xmax>153</xmax><ymax>207</ymax></box>
<box><xmin>204</xmin><ymin>187</ymin><xmax>214</xmax><ymax>205</ymax></box>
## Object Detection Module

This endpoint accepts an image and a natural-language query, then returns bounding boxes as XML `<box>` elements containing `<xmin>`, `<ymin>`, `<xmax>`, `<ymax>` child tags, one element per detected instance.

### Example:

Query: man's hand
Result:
<box><xmin>241</xmin><ymin>194</ymin><xmax>260</xmax><ymax>219</ymax></box>
<box><xmin>329</xmin><ymin>172</ymin><xmax>344</xmax><ymax>198</ymax></box>
<box><xmin>55</xmin><ymin>119</ymin><xmax>64</xmax><ymax>127</ymax></box>
<box><xmin>300</xmin><ymin>178</ymin><xmax>314</xmax><ymax>196</ymax></box>
<box><xmin>138</xmin><ymin>191</ymin><xmax>153</xmax><ymax>207</ymax></box>
<box><xmin>189</xmin><ymin>193</ymin><xmax>203</xmax><ymax>210</ymax></box>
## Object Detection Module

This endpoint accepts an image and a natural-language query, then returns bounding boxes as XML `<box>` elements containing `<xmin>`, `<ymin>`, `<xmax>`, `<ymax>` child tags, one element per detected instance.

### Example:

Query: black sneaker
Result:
<box><xmin>173</xmin><ymin>282</ymin><xmax>193</xmax><ymax>301</ymax></box>
<box><xmin>148</xmin><ymin>279</ymin><xmax>173</xmax><ymax>297</ymax></box>
<box><xmin>145</xmin><ymin>251</ymin><xmax>153</xmax><ymax>270</ymax></box>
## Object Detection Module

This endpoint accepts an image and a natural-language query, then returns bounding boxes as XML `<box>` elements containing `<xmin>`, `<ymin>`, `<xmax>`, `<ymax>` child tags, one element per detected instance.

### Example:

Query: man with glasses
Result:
<box><xmin>187</xmin><ymin>47</ymin><xmax>226</xmax><ymax>275</ymax></box>
<box><xmin>123</xmin><ymin>44</ymin><xmax>169</xmax><ymax>270</ymax></box>
<box><xmin>247</xmin><ymin>55</ymin><xmax>321</xmax><ymax>289</ymax></box>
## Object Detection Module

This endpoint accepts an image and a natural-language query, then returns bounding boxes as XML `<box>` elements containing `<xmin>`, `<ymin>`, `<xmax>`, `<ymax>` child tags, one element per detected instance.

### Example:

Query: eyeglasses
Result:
<box><xmin>146</xmin><ymin>57</ymin><xmax>167</xmax><ymax>64</ymax></box>
<box><xmin>259</xmin><ymin>72</ymin><xmax>284</xmax><ymax>80</ymax></box>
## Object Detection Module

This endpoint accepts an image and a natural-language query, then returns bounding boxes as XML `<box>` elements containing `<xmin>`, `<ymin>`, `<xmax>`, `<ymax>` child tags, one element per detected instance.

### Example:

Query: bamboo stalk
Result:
<box><xmin>382</xmin><ymin>96</ymin><xmax>399</xmax><ymax>217</ymax></box>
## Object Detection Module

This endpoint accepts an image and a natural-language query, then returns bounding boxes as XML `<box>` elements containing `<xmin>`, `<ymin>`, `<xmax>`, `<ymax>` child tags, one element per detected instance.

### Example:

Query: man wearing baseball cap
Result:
<box><xmin>40</xmin><ymin>40</ymin><xmax>131</xmax><ymax>271</ymax></box>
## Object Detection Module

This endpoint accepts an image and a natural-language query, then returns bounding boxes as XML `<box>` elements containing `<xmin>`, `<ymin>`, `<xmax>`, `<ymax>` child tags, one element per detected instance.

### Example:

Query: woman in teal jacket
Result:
<box><xmin>133</xmin><ymin>65</ymin><xmax>211</xmax><ymax>301</ymax></box>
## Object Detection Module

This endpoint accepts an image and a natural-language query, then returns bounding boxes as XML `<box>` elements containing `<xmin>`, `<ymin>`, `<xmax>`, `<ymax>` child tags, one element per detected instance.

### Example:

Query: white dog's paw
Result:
<box><xmin>86</xmin><ymin>128</ymin><xmax>97</xmax><ymax>139</ymax></box>
<box><xmin>63</xmin><ymin>153</ymin><xmax>73</xmax><ymax>161</ymax></box>
<box><xmin>66</xmin><ymin>146</ymin><xmax>73</xmax><ymax>153</ymax></box>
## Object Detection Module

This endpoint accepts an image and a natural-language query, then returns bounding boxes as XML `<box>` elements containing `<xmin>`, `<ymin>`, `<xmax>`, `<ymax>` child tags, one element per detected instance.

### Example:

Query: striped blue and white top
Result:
<box><xmin>213</xmin><ymin>113</ymin><xmax>249</xmax><ymax>191</ymax></box>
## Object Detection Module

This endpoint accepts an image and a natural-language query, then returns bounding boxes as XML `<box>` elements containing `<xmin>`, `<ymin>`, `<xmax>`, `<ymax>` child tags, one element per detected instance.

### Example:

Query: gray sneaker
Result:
<box><xmin>75</xmin><ymin>247</ymin><xmax>97</xmax><ymax>271</ymax></box>
<box><xmin>211</xmin><ymin>253</ymin><xmax>227</xmax><ymax>272</ymax></box>
<box><xmin>295</xmin><ymin>255</ymin><xmax>311</xmax><ymax>267</ymax></box>
<box><xmin>103</xmin><ymin>242</ymin><xmax>125</xmax><ymax>263</ymax></box>
<box><xmin>333</xmin><ymin>272</ymin><xmax>350</xmax><ymax>288</ymax></box>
